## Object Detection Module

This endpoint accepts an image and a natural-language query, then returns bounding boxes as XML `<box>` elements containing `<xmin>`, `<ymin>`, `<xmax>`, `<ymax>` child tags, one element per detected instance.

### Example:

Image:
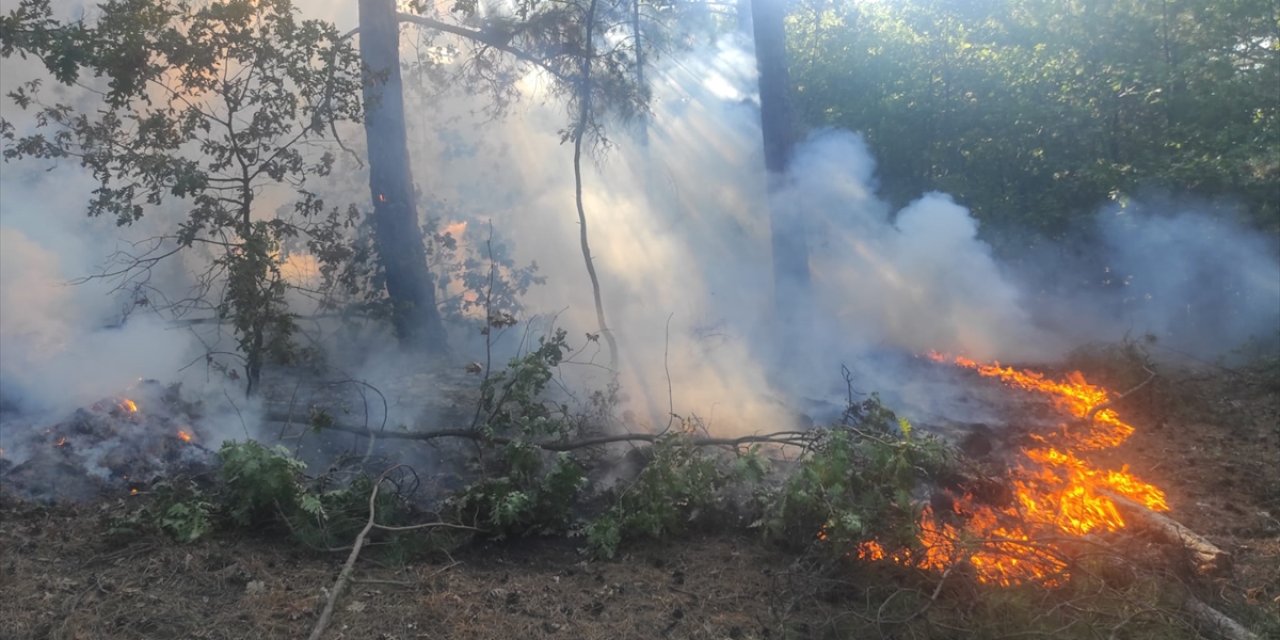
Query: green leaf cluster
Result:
<box><xmin>447</xmin><ymin>330</ymin><xmax>590</xmax><ymax>536</ymax></box>
<box><xmin>766</xmin><ymin>399</ymin><xmax>950</xmax><ymax>554</ymax></box>
<box><xmin>788</xmin><ymin>0</ymin><xmax>1279</xmax><ymax>237</ymax></box>
<box><xmin>585</xmin><ymin>430</ymin><xmax>730</xmax><ymax>559</ymax></box>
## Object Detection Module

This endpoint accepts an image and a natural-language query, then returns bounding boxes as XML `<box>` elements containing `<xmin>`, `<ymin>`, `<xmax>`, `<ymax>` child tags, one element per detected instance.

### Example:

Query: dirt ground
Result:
<box><xmin>2</xmin><ymin>359</ymin><xmax>1278</xmax><ymax>639</ymax></box>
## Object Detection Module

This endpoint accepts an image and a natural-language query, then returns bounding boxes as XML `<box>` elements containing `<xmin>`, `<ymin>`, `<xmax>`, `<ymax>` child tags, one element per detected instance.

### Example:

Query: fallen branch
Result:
<box><xmin>307</xmin><ymin>466</ymin><xmax>478</xmax><ymax>640</ymax></box>
<box><xmin>265</xmin><ymin>412</ymin><xmax>813</xmax><ymax>452</ymax></box>
<box><xmin>1184</xmin><ymin>595</ymin><xmax>1259</xmax><ymax>640</ymax></box>
<box><xmin>1085</xmin><ymin>367</ymin><xmax>1157</xmax><ymax>421</ymax></box>
<box><xmin>1104</xmin><ymin>491</ymin><xmax>1231</xmax><ymax>576</ymax></box>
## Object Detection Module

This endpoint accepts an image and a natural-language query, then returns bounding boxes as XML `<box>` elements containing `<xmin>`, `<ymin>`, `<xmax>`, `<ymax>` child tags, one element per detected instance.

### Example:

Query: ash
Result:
<box><xmin>0</xmin><ymin>381</ymin><xmax>214</xmax><ymax>503</ymax></box>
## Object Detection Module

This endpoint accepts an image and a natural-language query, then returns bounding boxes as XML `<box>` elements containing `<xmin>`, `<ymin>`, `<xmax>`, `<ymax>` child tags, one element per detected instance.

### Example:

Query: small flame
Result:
<box><xmin>177</xmin><ymin>430</ymin><xmax>193</xmax><ymax>443</ymax></box>
<box><xmin>54</xmin><ymin>436</ymin><xmax>68</xmax><ymax>447</ymax></box>
<box><xmin>120</xmin><ymin>398</ymin><xmax>139</xmax><ymax>413</ymax></box>
<box><xmin>130</xmin><ymin>488</ymin><xmax>140</xmax><ymax>496</ymax></box>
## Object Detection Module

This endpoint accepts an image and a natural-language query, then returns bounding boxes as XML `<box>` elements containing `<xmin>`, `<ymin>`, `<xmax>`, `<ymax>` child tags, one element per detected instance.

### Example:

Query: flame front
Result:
<box><xmin>858</xmin><ymin>356</ymin><xmax>1168</xmax><ymax>586</ymax></box>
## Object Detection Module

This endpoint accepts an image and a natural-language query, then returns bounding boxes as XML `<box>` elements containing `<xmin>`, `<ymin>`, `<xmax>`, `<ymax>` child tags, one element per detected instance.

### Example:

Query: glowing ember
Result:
<box><xmin>857</xmin><ymin>356</ymin><xmax>1168</xmax><ymax>586</ymax></box>
<box><xmin>120</xmin><ymin>398</ymin><xmax>139</xmax><ymax>413</ymax></box>
<box><xmin>130</xmin><ymin>488</ymin><xmax>140</xmax><ymax>496</ymax></box>
<box><xmin>177</xmin><ymin>430</ymin><xmax>193</xmax><ymax>443</ymax></box>
<box><xmin>54</xmin><ymin>436</ymin><xmax>68</xmax><ymax>447</ymax></box>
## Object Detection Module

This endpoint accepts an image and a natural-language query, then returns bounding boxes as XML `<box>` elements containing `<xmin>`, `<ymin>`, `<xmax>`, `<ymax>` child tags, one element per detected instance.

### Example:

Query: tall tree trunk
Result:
<box><xmin>631</xmin><ymin>0</ymin><xmax>648</xmax><ymax>148</ymax></box>
<box><xmin>359</xmin><ymin>0</ymin><xmax>448</xmax><ymax>351</ymax></box>
<box><xmin>749</xmin><ymin>0</ymin><xmax>810</xmax><ymax>315</ymax></box>
<box><xmin>573</xmin><ymin>0</ymin><xmax>619</xmax><ymax>369</ymax></box>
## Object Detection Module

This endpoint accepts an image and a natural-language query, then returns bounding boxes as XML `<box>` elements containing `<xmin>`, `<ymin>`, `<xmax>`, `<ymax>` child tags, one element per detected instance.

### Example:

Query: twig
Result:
<box><xmin>307</xmin><ymin>466</ymin><xmax>398</xmax><ymax>640</ymax></box>
<box><xmin>223</xmin><ymin>389</ymin><xmax>252</xmax><ymax>439</ymax></box>
<box><xmin>1084</xmin><ymin>367</ymin><xmax>1156</xmax><ymax>421</ymax></box>
<box><xmin>307</xmin><ymin>465</ymin><xmax>465</xmax><ymax>640</ymax></box>
<box><xmin>663</xmin><ymin>311</ymin><xmax>675</xmax><ymax>434</ymax></box>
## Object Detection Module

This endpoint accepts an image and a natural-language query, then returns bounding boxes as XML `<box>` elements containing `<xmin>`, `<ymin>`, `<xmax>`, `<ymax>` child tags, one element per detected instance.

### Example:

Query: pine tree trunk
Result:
<box><xmin>749</xmin><ymin>0</ymin><xmax>811</xmax><ymax>315</ymax></box>
<box><xmin>359</xmin><ymin>0</ymin><xmax>448</xmax><ymax>351</ymax></box>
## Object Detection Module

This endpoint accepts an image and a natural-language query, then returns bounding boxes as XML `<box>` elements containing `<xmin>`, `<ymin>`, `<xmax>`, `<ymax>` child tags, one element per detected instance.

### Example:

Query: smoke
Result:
<box><xmin>1</xmin><ymin>1</ymin><xmax>1277</xmax><ymax>459</ymax></box>
<box><xmin>1019</xmin><ymin>200</ymin><xmax>1280</xmax><ymax>361</ymax></box>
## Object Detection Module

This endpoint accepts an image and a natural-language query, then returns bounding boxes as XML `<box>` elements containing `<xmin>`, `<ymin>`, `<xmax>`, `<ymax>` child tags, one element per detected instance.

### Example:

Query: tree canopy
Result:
<box><xmin>787</xmin><ymin>0</ymin><xmax>1279</xmax><ymax>240</ymax></box>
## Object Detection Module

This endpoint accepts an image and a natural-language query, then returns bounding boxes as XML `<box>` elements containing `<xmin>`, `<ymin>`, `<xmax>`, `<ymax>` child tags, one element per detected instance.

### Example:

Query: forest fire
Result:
<box><xmin>857</xmin><ymin>355</ymin><xmax>1169</xmax><ymax>587</ymax></box>
<box><xmin>119</xmin><ymin>398</ymin><xmax>139</xmax><ymax>414</ymax></box>
<box><xmin>176</xmin><ymin>430</ymin><xmax>193</xmax><ymax>443</ymax></box>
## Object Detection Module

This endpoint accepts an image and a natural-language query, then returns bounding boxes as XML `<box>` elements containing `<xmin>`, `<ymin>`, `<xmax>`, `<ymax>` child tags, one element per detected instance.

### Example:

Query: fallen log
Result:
<box><xmin>1104</xmin><ymin>491</ymin><xmax>1231</xmax><ymax>575</ymax></box>
<box><xmin>1184</xmin><ymin>595</ymin><xmax>1259</xmax><ymax>640</ymax></box>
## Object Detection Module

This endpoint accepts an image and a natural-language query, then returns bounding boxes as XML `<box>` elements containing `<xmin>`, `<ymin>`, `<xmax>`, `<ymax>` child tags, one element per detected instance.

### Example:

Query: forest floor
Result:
<box><xmin>2</xmin><ymin>357</ymin><xmax>1278</xmax><ymax>639</ymax></box>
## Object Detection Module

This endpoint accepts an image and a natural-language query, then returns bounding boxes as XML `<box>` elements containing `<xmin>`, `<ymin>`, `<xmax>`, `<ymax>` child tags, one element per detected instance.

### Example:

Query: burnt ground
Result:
<box><xmin>1</xmin><ymin>359</ymin><xmax>1278</xmax><ymax>640</ymax></box>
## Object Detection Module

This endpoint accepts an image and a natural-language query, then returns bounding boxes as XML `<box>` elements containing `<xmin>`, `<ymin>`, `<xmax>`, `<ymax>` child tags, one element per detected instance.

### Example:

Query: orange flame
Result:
<box><xmin>177</xmin><ymin>430</ymin><xmax>193</xmax><ymax>443</ymax></box>
<box><xmin>54</xmin><ymin>436</ymin><xmax>68</xmax><ymax>447</ymax></box>
<box><xmin>857</xmin><ymin>356</ymin><xmax>1168</xmax><ymax>586</ymax></box>
<box><xmin>120</xmin><ymin>398</ymin><xmax>139</xmax><ymax>413</ymax></box>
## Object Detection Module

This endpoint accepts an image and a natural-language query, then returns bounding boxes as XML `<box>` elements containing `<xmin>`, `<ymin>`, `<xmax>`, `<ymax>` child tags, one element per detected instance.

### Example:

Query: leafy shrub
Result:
<box><xmin>585</xmin><ymin>429</ymin><xmax>748</xmax><ymax>559</ymax></box>
<box><xmin>446</xmin><ymin>331</ymin><xmax>591</xmax><ymax>536</ymax></box>
<box><xmin>218</xmin><ymin>440</ymin><xmax>309</xmax><ymax>527</ymax></box>
<box><xmin>766</xmin><ymin>400</ymin><xmax>951</xmax><ymax>554</ymax></box>
<box><xmin>449</xmin><ymin>453</ymin><xmax>586</xmax><ymax>537</ymax></box>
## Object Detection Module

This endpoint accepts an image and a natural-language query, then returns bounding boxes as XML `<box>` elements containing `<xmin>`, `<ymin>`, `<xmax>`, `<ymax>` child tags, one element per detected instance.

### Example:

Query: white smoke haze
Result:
<box><xmin>1</xmin><ymin>0</ymin><xmax>1278</xmax><ymax>463</ymax></box>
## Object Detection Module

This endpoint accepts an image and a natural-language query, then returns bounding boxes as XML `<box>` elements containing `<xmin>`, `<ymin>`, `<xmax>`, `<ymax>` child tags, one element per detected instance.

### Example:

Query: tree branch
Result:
<box><xmin>394</xmin><ymin>12</ymin><xmax>571</xmax><ymax>84</ymax></box>
<box><xmin>266</xmin><ymin>411</ymin><xmax>813</xmax><ymax>451</ymax></box>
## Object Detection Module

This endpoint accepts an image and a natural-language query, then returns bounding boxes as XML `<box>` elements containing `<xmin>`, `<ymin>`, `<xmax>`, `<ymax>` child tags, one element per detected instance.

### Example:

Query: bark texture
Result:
<box><xmin>359</xmin><ymin>0</ymin><xmax>448</xmax><ymax>350</ymax></box>
<box><xmin>749</xmin><ymin>0</ymin><xmax>811</xmax><ymax>314</ymax></box>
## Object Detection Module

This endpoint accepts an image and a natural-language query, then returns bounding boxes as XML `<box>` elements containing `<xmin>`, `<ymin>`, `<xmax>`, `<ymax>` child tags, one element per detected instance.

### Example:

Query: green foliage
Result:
<box><xmin>423</xmin><ymin>211</ymin><xmax>546</xmax><ymax>327</ymax></box>
<box><xmin>219</xmin><ymin>440</ymin><xmax>309</xmax><ymax>527</ymax></box>
<box><xmin>476</xmin><ymin>329</ymin><xmax>573</xmax><ymax>441</ymax></box>
<box><xmin>449</xmin><ymin>454</ymin><xmax>587</xmax><ymax>537</ymax></box>
<box><xmin>766</xmin><ymin>397</ymin><xmax>950</xmax><ymax>554</ymax></box>
<box><xmin>0</xmin><ymin>0</ymin><xmax>365</xmax><ymax>394</ymax></box>
<box><xmin>788</xmin><ymin>0</ymin><xmax>1280</xmax><ymax>237</ymax></box>
<box><xmin>446</xmin><ymin>331</ymin><xmax>589</xmax><ymax>537</ymax></box>
<box><xmin>115</xmin><ymin>441</ymin><xmax>419</xmax><ymax>551</ymax></box>
<box><xmin>157</xmin><ymin>494</ymin><xmax>215</xmax><ymax>543</ymax></box>
<box><xmin>585</xmin><ymin>431</ymin><xmax>729</xmax><ymax>559</ymax></box>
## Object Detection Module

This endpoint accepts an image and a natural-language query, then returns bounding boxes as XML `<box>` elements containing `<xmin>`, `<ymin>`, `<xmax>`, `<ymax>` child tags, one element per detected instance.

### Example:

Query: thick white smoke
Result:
<box><xmin>1</xmin><ymin>1</ymin><xmax>1276</xmax><ymax>446</ymax></box>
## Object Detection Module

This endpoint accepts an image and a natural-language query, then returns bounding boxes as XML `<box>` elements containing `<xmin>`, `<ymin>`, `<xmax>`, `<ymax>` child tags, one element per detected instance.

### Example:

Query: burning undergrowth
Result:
<box><xmin>0</xmin><ymin>381</ymin><xmax>215</xmax><ymax>503</ymax></box>
<box><xmin>854</xmin><ymin>354</ymin><xmax>1170</xmax><ymax>587</ymax></box>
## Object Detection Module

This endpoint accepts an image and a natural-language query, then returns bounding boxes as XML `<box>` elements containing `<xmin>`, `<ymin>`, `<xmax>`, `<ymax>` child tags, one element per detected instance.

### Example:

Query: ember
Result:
<box><xmin>858</xmin><ymin>356</ymin><xmax>1169</xmax><ymax>586</ymax></box>
<box><xmin>0</xmin><ymin>382</ymin><xmax>214</xmax><ymax>503</ymax></box>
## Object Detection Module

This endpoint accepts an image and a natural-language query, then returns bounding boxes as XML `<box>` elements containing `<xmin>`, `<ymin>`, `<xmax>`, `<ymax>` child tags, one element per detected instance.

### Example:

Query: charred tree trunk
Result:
<box><xmin>359</xmin><ymin>0</ymin><xmax>447</xmax><ymax>351</ymax></box>
<box><xmin>749</xmin><ymin>0</ymin><xmax>810</xmax><ymax>315</ymax></box>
